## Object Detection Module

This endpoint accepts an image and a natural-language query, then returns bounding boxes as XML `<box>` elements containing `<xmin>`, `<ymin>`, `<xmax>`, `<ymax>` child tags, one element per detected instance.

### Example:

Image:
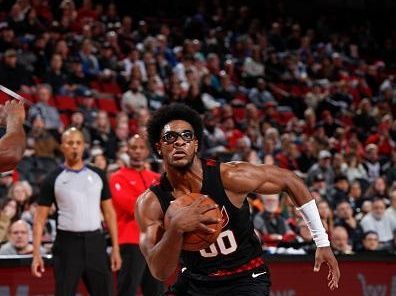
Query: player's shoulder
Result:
<box><xmin>221</xmin><ymin>161</ymin><xmax>255</xmax><ymax>174</ymax></box>
<box><xmin>136</xmin><ymin>188</ymin><xmax>163</xmax><ymax>217</ymax></box>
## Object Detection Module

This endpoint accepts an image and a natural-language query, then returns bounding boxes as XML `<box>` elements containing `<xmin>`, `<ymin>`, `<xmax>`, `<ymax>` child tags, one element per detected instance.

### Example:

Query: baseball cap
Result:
<box><xmin>319</xmin><ymin>150</ymin><xmax>332</xmax><ymax>159</ymax></box>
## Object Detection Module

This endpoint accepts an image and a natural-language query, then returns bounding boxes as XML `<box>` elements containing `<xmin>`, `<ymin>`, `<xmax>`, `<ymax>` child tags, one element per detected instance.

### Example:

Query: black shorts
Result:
<box><xmin>164</xmin><ymin>265</ymin><xmax>271</xmax><ymax>296</ymax></box>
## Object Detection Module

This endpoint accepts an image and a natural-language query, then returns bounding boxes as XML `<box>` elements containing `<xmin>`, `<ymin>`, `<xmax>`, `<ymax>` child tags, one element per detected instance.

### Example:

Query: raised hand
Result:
<box><xmin>4</xmin><ymin>100</ymin><xmax>25</xmax><ymax>127</ymax></box>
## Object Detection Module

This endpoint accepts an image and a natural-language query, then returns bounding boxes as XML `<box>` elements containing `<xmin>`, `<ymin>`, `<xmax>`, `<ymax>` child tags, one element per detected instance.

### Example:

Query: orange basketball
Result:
<box><xmin>164</xmin><ymin>193</ymin><xmax>222</xmax><ymax>251</ymax></box>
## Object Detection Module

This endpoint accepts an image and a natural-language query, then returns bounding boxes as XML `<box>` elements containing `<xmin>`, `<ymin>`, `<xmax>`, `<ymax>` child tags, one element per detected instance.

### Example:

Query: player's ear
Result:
<box><xmin>194</xmin><ymin>140</ymin><xmax>198</xmax><ymax>153</ymax></box>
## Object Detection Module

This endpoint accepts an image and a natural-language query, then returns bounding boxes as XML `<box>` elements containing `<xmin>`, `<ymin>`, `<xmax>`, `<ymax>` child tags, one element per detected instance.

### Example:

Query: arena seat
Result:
<box><xmin>55</xmin><ymin>95</ymin><xmax>77</xmax><ymax>112</ymax></box>
<box><xmin>96</xmin><ymin>97</ymin><xmax>120</xmax><ymax>115</ymax></box>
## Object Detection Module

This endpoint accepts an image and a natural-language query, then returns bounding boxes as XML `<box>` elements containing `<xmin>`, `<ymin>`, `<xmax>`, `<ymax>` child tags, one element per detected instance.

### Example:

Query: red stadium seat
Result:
<box><xmin>101</xmin><ymin>82</ymin><xmax>122</xmax><ymax>96</ymax></box>
<box><xmin>0</xmin><ymin>91</ymin><xmax>8</xmax><ymax>104</ymax></box>
<box><xmin>55</xmin><ymin>95</ymin><xmax>77</xmax><ymax>112</ymax></box>
<box><xmin>96</xmin><ymin>97</ymin><xmax>119</xmax><ymax>115</ymax></box>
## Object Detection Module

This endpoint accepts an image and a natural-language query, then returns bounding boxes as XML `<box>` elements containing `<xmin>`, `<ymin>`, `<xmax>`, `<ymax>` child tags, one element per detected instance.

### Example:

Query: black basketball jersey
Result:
<box><xmin>150</xmin><ymin>159</ymin><xmax>263</xmax><ymax>281</ymax></box>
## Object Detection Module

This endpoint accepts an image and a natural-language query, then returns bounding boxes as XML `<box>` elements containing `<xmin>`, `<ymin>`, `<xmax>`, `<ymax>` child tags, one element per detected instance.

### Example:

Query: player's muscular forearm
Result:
<box><xmin>136</xmin><ymin>192</ymin><xmax>184</xmax><ymax>281</ymax></box>
<box><xmin>142</xmin><ymin>224</ymin><xmax>183</xmax><ymax>281</ymax></box>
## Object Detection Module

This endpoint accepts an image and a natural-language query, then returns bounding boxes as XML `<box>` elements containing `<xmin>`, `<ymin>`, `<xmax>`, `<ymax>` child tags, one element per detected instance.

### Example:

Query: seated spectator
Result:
<box><xmin>364</xmin><ymin>176</ymin><xmax>389</xmax><ymax>202</ymax></box>
<box><xmin>331</xmin><ymin>225</ymin><xmax>354</xmax><ymax>255</ymax></box>
<box><xmin>201</xmin><ymin>112</ymin><xmax>228</xmax><ymax>158</ymax></box>
<box><xmin>330</xmin><ymin>174</ymin><xmax>350</xmax><ymax>209</ymax></box>
<box><xmin>248</xmin><ymin>78</ymin><xmax>275</xmax><ymax>108</ymax></box>
<box><xmin>317</xmin><ymin>199</ymin><xmax>333</xmax><ymax>234</ymax></box>
<box><xmin>0</xmin><ymin>198</ymin><xmax>17</xmax><ymax>243</ymax></box>
<box><xmin>360</xmin><ymin>198</ymin><xmax>394</xmax><ymax>250</ymax></box>
<box><xmin>0</xmin><ymin>49</ymin><xmax>33</xmax><ymax>92</ymax></box>
<box><xmin>0</xmin><ymin>220</ymin><xmax>44</xmax><ymax>255</ymax></box>
<box><xmin>309</xmin><ymin>173</ymin><xmax>331</xmax><ymax>201</ymax></box>
<box><xmin>278</xmin><ymin>219</ymin><xmax>316</xmax><ymax>254</ymax></box>
<box><xmin>144</xmin><ymin>77</ymin><xmax>166</xmax><ymax>111</ymax></box>
<box><xmin>306</xmin><ymin>150</ymin><xmax>334</xmax><ymax>187</ymax></box>
<box><xmin>253</xmin><ymin>194</ymin><xmax>296</xmax><ymax>248</ymax></box>
<box><xmin>334</xmin><ymin>200</ymin><xmax>364</xmax><ymax>251</ymax></box>
<box><xmin>221</xmin><ymin>116</ymin><xmax>244</xmax><ymax>151</ymax></box>
<box><xmin>69</xmin><ymin>111</ymin><xmax>91</xmax><ymax>143</ymax></box>
<box><xmin>361</xmin><ymin>231</ymin><xmax>380</xmax><ymax>252</ymax></box>
<box><xmin>7</xmin><ymin>181</ymin><xmax>32</xmax><ymax>219</ymax></box>
<box><xmin>347</xmin><ymin>181</ymin><xmax>366</xmax><ymax>214</ymax></box>
<box><xmin>79</xmin><ymin>38</ymin><xmax>100</xmax><ymax>79</ymax></box>
<box><xmin>27</xmin><ymin>115</ymin><xmax>60</xmax><ymax>159</ymax></box>
<box><xmin>65</xmin><ymin>56</ymin><xmax>91</xmax><ymax>96</ymax></box>
<box><xmin>385</xmin><ymin>189</ymin><xmax>396</xmax><ymax>229</ymax></box>
<box><xmin>0</xmin><ymin>171</ymin><xmax>14</xmax><ymax>200</ymax></box>
<box><xmin>121</xmin><ymin>79</ymin><xmax>148</xmax><ymax>115</ymax></box>
<box><xmin>27</xmin><ymin>84</ymin><xmax>62</xmax><ymax>133</ymax></box>
<box><xmin>91</xmin><ymin>153</ymin><xmax>108</xmax><ymax>171</ymax></box>
<box><xmin>90</xmin><ymin>110</ymin><xmax>117</xmax><ymax>160</ymax></box>
<box><xmin>77</xmin><ymin>89</ymin><xmax>98</xmax><ymax>127</ymax></box>
<box><xmin>362</xmin><ymin>144</ymin><xmax>381</xmax><ymax>182</ymax></box>
<box><xmin>383</xmin><ymin>150</ymin><xmax>396</xmax><ymax>186</ymax></box>
<box><xmin>345</xmin><ymin>153</ymin><xmax>368</xmax><ymax>183</ymax></box>
<box><xmin>43</xmin><ymin>53</ymin><xmax>68</xmax><ymax>95</ymax></box>
<box><xmin>231</xmin><ymin>136</ymin><xmax>261</xmax><ymax>164</ymax></box>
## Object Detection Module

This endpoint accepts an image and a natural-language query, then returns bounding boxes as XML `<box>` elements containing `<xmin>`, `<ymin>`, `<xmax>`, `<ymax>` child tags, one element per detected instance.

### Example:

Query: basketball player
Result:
<box><xmin>0</xmin><ymin>100</ymin><xmax>26</xmax><ymax>172</ymax></box>
<box><xmin>136</xmin><ymin>104</ymin><xmax>340</xmax><ymax>296</ymax></box>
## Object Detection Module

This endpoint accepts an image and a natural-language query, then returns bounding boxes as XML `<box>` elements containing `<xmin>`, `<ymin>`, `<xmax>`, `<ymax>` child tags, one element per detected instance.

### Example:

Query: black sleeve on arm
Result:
<box><xmin>37</xmin><ymin>167</ymin><xmax>63</xmax><ymax>206</ymax></box>
<box><xmin>89</xmin><ymin>165</ymin><xmax>111</xmax><ymax>201</ymax></box>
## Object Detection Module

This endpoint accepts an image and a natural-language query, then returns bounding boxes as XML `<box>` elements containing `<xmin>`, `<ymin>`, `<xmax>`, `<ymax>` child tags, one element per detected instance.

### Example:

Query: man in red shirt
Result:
<box><xmin>109</xmin><ymin>134</ymin><xmax>163</xmax><ymax>296</ymax></box>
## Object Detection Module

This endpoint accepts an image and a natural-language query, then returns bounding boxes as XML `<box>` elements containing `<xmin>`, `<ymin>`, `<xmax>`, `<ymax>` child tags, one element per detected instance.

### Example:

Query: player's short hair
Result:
<box><xmin>147</xmin><ymin>103</ymin><xmax>203</xmax><ymax>157</ymax></box>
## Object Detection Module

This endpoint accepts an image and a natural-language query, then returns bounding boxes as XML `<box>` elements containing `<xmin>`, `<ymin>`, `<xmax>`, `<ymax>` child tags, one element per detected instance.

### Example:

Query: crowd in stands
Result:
<box><xmin>0</xmin><ymin>0</ymin><xmax>395</xmax><ymax>256</ymax></box>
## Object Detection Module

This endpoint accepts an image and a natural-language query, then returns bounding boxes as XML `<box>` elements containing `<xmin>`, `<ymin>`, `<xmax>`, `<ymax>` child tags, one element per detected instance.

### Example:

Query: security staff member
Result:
<box><xmin>110</xmin><ymin>134</ymin><xmax>163</xmax><ymax>296</ymax></box>
<box><xmin>31</xmin><ymin>127</ymin><xmax>122</xmax><ymax>296</ymax></box>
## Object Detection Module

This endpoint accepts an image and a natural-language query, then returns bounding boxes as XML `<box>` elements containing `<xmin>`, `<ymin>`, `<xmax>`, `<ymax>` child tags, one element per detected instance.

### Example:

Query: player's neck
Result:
<box><xmin>166</xmin><ymin>158</ymin><xmax>202</xmax><ymax>194</ymax></box>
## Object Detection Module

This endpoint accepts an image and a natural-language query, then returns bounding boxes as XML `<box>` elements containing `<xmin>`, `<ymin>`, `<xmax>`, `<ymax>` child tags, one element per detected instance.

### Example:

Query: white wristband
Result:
<box><xmin>297</xmin><ymin>199</ymin><xmax>330</xmax><ymax>247</ymax></box>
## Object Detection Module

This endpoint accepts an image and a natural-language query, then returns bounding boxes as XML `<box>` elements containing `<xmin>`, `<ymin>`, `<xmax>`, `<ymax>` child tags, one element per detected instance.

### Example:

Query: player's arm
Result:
<box><xmin>222</xmin><ymin>162</ymin><xmax>340</xmax><ymax>290</ymax></box>
<box><xmin>101</xmin><ymin>199</ymin><xmax>122</xmax><ymax>271</ymax></box>
<box><xmin>0</xmin><ymin>101</ymin><xmax>26</xmax><ymax>172</ymax></box>
<box><xmin>221</xmin><ymin>162</ymin><xmax>312</xmax><ymax>206</ymax></box>
<box><xmin>135</xmin><ymin>190</ymin><xmax>182</xmax><ymax>281</ymax></box>
<box><xmin>31</xmin><ymin>205</ymin><xmax>50</xmax><ymax>277</ymax></box>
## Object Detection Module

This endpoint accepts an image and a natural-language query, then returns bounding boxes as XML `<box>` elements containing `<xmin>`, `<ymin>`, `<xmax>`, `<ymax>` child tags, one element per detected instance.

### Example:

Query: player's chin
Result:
<box><xmin>170</xmin><ymin>158</ymin><xmax>192</xmax><ymax>168</ymax></box>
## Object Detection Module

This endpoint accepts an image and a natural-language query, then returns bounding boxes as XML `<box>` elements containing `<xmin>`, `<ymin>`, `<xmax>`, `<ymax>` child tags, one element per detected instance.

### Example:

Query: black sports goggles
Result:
<box><xmin>161</xmin><ymin>130</ymin><xmax>195</xmax><ymax>144</ymax></box>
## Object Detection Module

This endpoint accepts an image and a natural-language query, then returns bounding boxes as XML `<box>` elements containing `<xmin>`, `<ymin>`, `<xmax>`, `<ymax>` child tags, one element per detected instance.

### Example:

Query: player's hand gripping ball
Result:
<box><xmin>164</xmin><ymin>193</ymin><xmax>222</xmax><ymax>251</ymax></box>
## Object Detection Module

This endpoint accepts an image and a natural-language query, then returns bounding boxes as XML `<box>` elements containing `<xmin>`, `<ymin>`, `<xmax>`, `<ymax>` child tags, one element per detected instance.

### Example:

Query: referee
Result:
<box><xmin>31</xmin><ymin>127</ymin><xmax>122</xmax><ymax>296</ymax></box>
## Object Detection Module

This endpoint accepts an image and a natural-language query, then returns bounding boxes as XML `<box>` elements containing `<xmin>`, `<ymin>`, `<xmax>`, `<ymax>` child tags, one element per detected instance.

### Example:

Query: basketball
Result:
<box><xmin>164</xmin><ymin>193</ymin><xmax>222</xmax><ymax>251</ymax></box>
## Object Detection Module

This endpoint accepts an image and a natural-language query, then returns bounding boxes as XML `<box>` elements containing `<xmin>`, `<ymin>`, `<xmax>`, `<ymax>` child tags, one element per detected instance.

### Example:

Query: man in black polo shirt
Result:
<box><xmin>31</xmin><ymin>127</ymin><xmax>122</xmax><ymax>296</ymax></box>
